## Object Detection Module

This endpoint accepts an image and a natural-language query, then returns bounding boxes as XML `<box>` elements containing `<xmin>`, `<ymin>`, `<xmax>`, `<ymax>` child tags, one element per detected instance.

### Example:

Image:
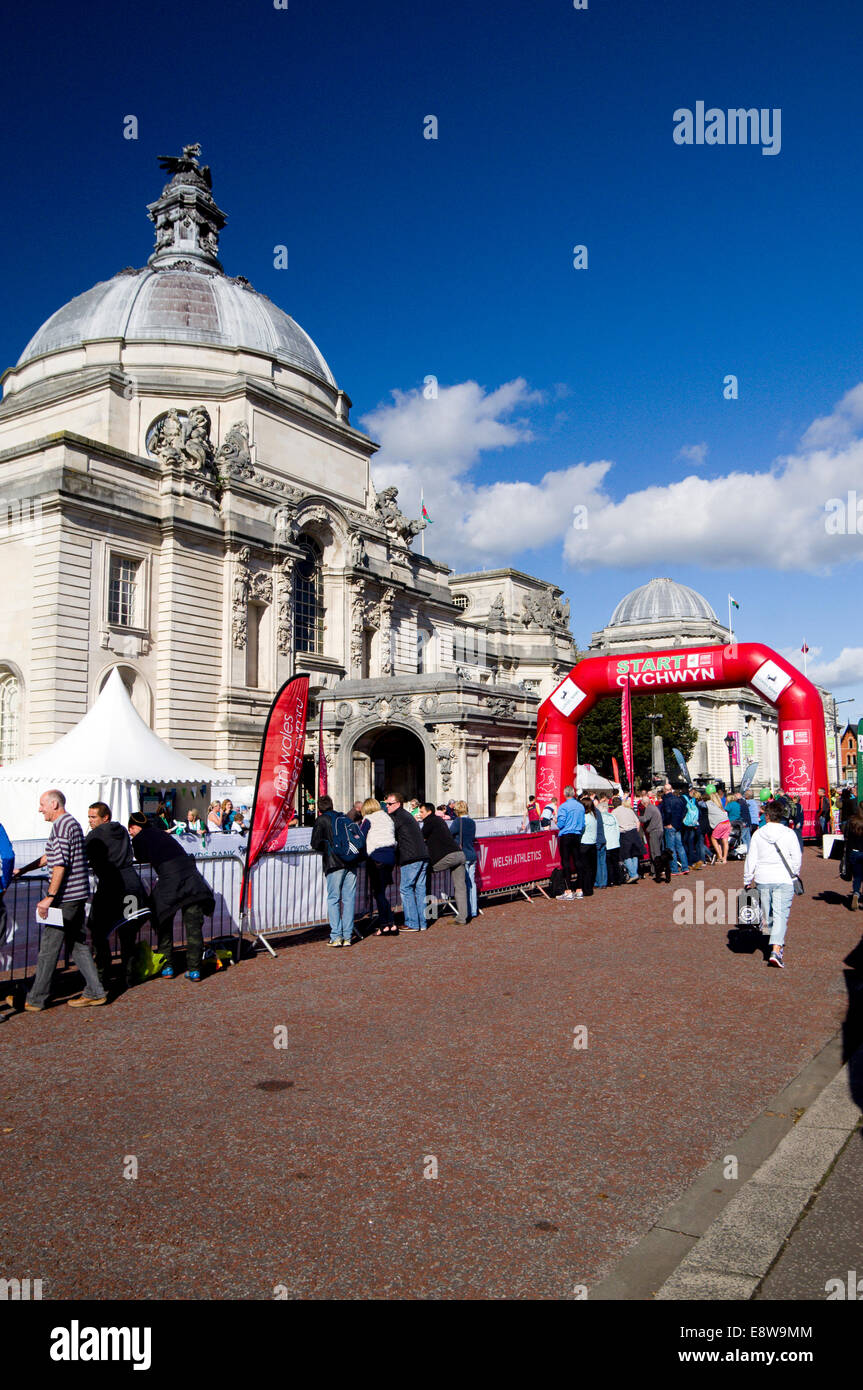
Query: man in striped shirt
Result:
<box><xmin>14</xmin><ymin>789</ymin><xmax>106</xmax><ymax>1011</ymax></box>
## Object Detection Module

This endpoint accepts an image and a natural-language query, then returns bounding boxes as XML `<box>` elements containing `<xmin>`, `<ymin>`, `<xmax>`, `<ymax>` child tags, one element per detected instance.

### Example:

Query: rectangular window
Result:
<box><xmin>108</xmin><ymin>556</ymin><xmax>139</xmax><ymax>627</ymax></box>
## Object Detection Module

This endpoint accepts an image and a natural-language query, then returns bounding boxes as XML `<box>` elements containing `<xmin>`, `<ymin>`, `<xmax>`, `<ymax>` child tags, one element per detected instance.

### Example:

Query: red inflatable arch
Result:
<box><xmin>536</xmin><ymin>642</ymin><xmax>829</xmax><ymax>837</ymax></box>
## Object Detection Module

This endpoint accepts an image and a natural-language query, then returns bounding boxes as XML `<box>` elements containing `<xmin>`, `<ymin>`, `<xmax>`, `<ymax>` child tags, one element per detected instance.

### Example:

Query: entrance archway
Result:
<box><xmin>354</xmin><ymin>726</ymin><xmax>426</xmax><ymax>804</ymax></box>
<box><xmin>536</xmin><ymin>642</ymin><xmax>829</xmax><ymax>835</ymax></box>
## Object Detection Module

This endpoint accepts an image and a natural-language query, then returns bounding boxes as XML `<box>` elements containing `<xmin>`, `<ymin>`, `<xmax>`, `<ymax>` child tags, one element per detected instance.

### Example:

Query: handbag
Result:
<box><xmin>840</xmin><ymin>844</ymin><xmax>852</xmax><ymax>882</ymax></box>
<box><xmin>737</xmin><ymin>886</ymin><xmax>762</xmax><ymax>927</ymax></box>
<box><xmin>774</xmin><ymin>842</ymin><xmax>805</xmax><ymax>896</ymax></box>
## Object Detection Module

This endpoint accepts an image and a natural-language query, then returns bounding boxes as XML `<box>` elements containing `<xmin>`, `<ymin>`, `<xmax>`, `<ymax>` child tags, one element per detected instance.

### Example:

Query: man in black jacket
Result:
<box><xmin>128</xmin><ymin>813</ymin><xmax>215</xmax><ymax>981</ymax></box>
<box><xmin>310</xmin><ymin>795</ymin><xmax>359</xmax><ymax>947</ymax></box>
<box><xmin>384</xmin><ymin>792</ymin><xmax>430</xmax><ymax>931</ymax></box>
<box><xmin>85</xmin><ymin>802</ymin><xmax>149</xmax><ymax>991</ymax></box>
<box><xmin>418</xmin><ymin>802</ymin><xmax>468</xmax><ymax>924</ymax></box>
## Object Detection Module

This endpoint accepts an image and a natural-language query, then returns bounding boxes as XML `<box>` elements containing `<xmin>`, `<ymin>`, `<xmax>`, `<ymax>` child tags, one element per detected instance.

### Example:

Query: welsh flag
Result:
<box><xmin>421</xmin><ymin>503</ymin><xmax>433</xmax><ymax>523</ymax></box>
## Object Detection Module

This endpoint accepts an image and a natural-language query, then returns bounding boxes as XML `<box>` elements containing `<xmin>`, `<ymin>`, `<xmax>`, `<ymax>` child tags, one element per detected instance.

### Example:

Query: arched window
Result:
<box><xmin>294</xmin><ymin>537</ymin><xmax>324</xmax><ymax>654</ymax></box>
<box><xmin>0</xmin><ymin>668</ymin><xmax>21</xmax><ymax>765</ymax></box>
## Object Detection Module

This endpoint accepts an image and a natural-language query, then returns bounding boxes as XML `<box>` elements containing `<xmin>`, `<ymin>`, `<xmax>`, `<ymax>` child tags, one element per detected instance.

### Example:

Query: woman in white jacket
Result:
<box><xmin>360</xmin><ymin>797</ymin><xmax>398</xmax><ymax>934</ymax></box>
<box><xmin>743</xmin><ymin>800</ymin><xmax>803</xmax><ymax>969</ymax></box>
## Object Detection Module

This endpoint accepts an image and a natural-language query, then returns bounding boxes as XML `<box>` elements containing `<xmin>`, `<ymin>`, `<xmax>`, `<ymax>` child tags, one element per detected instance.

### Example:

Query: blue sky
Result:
<box><xmin>2</xmin><ymin>0</ymin><xmax>863</xmax><ymax>721</ymax></box>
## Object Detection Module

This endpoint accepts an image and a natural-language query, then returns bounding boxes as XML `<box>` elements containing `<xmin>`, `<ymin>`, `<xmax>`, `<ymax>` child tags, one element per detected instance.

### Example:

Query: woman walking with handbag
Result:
<box><xmin>707</xmin><ymin>792</ymin><xmax>732</xmax><ymax>865</ymax></box>
<box><xmin>743</xmin><ymin>800</ymin><xmax>803</xmax><ymax>969</ymax></box>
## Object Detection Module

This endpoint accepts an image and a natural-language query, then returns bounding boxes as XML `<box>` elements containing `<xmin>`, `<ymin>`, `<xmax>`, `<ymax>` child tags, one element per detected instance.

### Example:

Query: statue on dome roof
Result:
<box><xmin>157</xmin><ymin>142</ymin><xmax>212</xmax><ymax>189</ymax></box>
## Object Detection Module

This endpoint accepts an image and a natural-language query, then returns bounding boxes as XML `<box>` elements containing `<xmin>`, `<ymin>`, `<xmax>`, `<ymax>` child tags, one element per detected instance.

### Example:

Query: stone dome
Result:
<box><xmin>14</xmin><ymin>143</ymin><xmax>336</xmax><ymax>391</ymax></box>
<box><xmin>17</xmin><ymin>266</ymin><xmax>336</xmax><ymax>387</ymax></box>
<box><xmin>609</xmin><ymin>578</ymin><xmax>718</xmax><ymax>627</ymax></box>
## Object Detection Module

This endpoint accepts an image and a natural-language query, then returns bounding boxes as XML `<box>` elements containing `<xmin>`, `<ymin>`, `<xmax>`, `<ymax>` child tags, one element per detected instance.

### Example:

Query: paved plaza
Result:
<box><xmin>1</xmin><ymin>849</ymin><xmax>860</xmax><ymax>1300</ymax></box>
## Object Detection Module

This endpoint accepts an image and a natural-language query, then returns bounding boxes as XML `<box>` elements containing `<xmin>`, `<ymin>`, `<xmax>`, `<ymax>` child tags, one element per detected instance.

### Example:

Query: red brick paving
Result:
<box><xmin>0</xmin><ymin>850</ymin><xmax>858</xmax><ymax>1299</ymax></box>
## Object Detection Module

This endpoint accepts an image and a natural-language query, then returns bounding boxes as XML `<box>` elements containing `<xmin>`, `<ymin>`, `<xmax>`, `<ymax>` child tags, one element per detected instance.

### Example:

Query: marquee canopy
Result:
<box><xmin>0</xmin><ymin>669</ymin><xmax>232</xmax><ymax>837</ymax></box>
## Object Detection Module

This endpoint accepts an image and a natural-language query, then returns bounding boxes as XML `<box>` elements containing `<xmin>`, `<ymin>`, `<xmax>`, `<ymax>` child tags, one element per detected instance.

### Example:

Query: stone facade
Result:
<box><xmin>0</xmin><ymin>148</ymin><xmax>575</xmax><ymax>818</ymax></box>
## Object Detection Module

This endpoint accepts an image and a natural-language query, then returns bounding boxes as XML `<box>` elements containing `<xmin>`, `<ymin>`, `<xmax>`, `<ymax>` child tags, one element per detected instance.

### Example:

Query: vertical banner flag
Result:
<box><xmin>621</xmin><ymin>677</ymin><xmax>634</xmax><ymax>795</ymax></box>
<box><xmin>317</xmin><ymin>701</ymin><xmax>327</xmax><ymax>797</ymax></box>
<box><xmin>611</xmin><ymin>756</ymin><xmax>620</xmax><ymax>786</ymax></box>
<box><xmin>858</xmin><ymin>719</ymin><xmax>863</xmax><ymax>806</ymax></box>
<box><xmin>241</xmin><ymin>674</ymin><xmax>310</xmax><ymax>914</ymax></box>
<box><xmin>672</xmin><ymin>748</ymin><xmax>693</xmax><ymax>787</ymax></box>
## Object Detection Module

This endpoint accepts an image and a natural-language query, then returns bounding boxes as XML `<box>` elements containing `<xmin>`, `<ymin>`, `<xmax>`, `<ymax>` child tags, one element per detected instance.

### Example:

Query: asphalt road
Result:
<box><xmin>1</xmin><ymin>849</ymin><xmax>858</xmax><ymax>1300</ymax></box>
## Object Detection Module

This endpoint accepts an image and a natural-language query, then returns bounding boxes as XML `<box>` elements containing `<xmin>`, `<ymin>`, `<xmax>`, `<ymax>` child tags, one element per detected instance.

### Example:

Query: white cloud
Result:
<box><xmin>360</xmin><ymin>377</ymin><xmax>863</xmax><ymax>577</ymax></box>
<box><xmin>362</xmin><ymin>379</ymin><xmax>608</xmax><ymax>566</ymax></box>
<box><xmin>795</xmin><ymin>647</ymin><xmax>863</xmax><ymax>692</ymax></box>
<box><xmin>802</xmin><ymin>383</ymin><xmax>863</xmax><ymax>448</ymax></box>
<box><xmin>676</xmin><ymin>442</ymin><xmax>708</xmax><ymax>465</ymax></box>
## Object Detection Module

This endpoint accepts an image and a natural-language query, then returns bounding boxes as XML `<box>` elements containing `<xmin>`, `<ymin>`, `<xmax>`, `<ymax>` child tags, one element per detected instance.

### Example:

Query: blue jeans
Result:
<box><xmin>595</xmin><ymin>845</ymin><xmax>607</xmax><ymax>888</ymax></box>
<box><xmin>325</xmin><ymin>868</ymin><xmax>357</xmax><ymax>943</ymax></box>
<box><xmin>757</xmin><ymin>882</ymin><xmax>794</xmax><ymax>946</ymax></box>
<box><xmin>683</xmin><ymin>826</ymin><xmax>700</xmax><ymax>864</ymax></box>
<box><xmin>664</xmin><ymin>826</ymin><xmax>689</xmax><ymax>872</ymax></box>
<box><xmin>465</xmin><ymin>861</ymin><xmax>478</xmax><ymax>918</ymax></box>
<box><xmin>27</xmin><ymin>901</ymin><xmax>105</xmax><ymax>1008</ymax></box>
<box><xmin>399</xmin><ymin>861</ymin><xmax>428</xmax><ymax>931</ymax></box>
<box><xmin>623</xmin><ymin>856</ymin><xmax>639</xmax><ymax>881</ymax></box>
<box><xmin>850</xmin><ymin>849</ymin><xmax>863</xmax><ymax>896</ymax></box>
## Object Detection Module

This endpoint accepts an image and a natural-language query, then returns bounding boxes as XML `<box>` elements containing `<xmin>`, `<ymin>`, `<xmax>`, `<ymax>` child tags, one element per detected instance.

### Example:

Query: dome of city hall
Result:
<box><xmin>609</xmin><ymin>577</ymin><xmax>719</xmax><ymax>628</ymax></box>
<box><xmin>11</xmin><ymin>145</ymin><xmax>336</xmax><ymax>391</ymax></box>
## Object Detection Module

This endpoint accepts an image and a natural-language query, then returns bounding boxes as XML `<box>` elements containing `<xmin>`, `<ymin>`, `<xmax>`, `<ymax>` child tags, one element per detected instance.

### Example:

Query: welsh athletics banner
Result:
<box><xmin>475</xmin><ymin>829</ymin><xmax>560</xmax><ymax>892</ymax></box>
<box><xmin>241</xmin><ymin>674</ymin><xmax>310</xmax><ymax>913</ymax></box>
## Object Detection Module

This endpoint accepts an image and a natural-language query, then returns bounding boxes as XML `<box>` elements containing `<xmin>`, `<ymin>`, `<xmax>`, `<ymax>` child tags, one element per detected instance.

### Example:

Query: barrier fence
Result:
<box><xmin>0</xmin><ymin>826</ymin><xmax>559</xmax><ymax>982</ymax></box>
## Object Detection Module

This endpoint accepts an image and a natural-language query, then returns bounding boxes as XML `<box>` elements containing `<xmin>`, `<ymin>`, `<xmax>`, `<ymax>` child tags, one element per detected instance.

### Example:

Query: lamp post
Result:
<box><xmin>724</xmin><ymin>732</ymin><xmax>736</xmax><ymax>794</ymax></box>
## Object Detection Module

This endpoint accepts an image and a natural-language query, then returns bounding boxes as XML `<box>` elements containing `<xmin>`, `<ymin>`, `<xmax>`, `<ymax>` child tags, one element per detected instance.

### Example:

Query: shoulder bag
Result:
<box><xmin>774</xmin><ymin>841</ymin><xmax>805</xmax><ymax>896</ymax></box>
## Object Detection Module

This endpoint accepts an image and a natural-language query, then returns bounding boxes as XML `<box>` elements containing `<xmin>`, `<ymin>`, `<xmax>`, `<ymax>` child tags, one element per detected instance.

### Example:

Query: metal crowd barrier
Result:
<box><xmin>0</xmin><ymin>819</ymin><xmax>532</xmax><ymax>980</ymax></box>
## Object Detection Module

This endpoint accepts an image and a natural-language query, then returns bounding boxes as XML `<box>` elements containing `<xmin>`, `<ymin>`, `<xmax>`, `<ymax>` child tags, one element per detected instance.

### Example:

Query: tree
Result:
<box><xmin>577</xmin><ymin>690</ymin><xmax>697</xmax><ymax>788</ymax></box>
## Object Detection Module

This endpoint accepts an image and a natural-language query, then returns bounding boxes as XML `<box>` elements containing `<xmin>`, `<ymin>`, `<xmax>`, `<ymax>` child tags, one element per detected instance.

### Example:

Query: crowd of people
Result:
<box><xmin>1</xmin><ymin>774</ymin><xmax>859</xmax><ymax>1008</ymax></box>
<box><xmin>311</xmin><ymin>793</ymin><xmax>478</xmax><ymax>945</ymax></box>
<box><xmin>0</xmin><ymin>789</ymin><xmax>217</xmax><ymax>1016</ymax></box>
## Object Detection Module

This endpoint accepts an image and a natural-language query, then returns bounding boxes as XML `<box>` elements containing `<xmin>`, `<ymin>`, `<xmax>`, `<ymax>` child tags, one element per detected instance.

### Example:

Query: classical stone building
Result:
<box><xmin>588</xmin><ymin>577</ymin><xmax>839</xmax><ymax>785</ymax></box>
<box><xmin>0</xmin><ymin>146</ymin><xmax>575</xmax><ymax>819</ymax></box>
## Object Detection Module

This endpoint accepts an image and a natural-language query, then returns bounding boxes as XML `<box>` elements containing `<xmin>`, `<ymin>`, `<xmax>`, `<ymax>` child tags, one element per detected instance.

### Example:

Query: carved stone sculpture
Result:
<box><xmin>276</xmin><ymin>557</ymin><xmax>295</xmax><ymax>655</ymax></box>
<box><xmin>374</xmin><ymin>486</ymin><xmax>427</xmax><ymax>545</ymax></box>
<box><xmin>231</xmin><ymin>547</ymin><xmax>251</xmax><ymax>649</ymax></box>
<box><xmin>216</xmin><ymin>422</ymin><xmax>255</xmax><ymax>480</ymax></box>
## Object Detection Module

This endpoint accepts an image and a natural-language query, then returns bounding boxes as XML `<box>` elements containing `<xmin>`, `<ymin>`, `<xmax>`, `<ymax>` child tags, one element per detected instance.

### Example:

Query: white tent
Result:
<box><xmin>0</xmin><ymin>669</ymin><xmax>233</xmax><ymax>838</ymax></box>
<box><xmin>575</xmin><ymin>763</ymin><xmax>621</xmax><ymax>794</ymax></box>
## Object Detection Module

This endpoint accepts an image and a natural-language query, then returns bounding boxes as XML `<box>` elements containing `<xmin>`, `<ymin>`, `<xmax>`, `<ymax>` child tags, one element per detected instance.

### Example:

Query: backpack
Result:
<box><xmin>548</xmin><ymin>867</ymin><xmax>567</xmax><ymax>897</ymax></box>
<box><xmin>683</xmin><ymin>796</ymin><xmax>699</xmax><ymax>828</ymax></box>
<box><xmin>330</xmin><ymin>813</ymin><xmax>366</xmax><ymax>866</ymax></box>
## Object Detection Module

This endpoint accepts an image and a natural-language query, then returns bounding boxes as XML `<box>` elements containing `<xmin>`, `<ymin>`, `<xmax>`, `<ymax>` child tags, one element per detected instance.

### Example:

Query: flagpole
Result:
<box><xmin>728</xmin><ymin>595</ymin><xmax>733</xmax><ymax>646</ymax></box>
<box><xmin>420</xmin><ymin>488</ymin><xmax>425</xmax><ymax>557</ymax></box>
<box><xmin>802</xmin><ymin>644</ymin><xmax>808</xmax><ymax>678</ymax></box>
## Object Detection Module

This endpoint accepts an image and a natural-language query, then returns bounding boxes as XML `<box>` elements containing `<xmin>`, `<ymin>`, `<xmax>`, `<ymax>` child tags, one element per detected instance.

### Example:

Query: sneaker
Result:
<box><xmin>67</xmin><ymin>994</ymin><xmax>107</xmax><ymax>1007</ymax></box>
<box><xmin>185</xmin><ymin>970</ymin><xmax>201</xmax><ymax>982</ymax></box>
<box><xmin>329</xmin><ymin>939</ymin><xmax>342</xmax><ymax>947</ymax></box>
<box><xmin>561</xmin><ymin>891</ymin><xmax>574</xmax><ymax>901</ymax></box>
<box><xmin>574</xmin><ymin>890</ymin><xmax>584</xmax><ymax>900</ymax></box>
<box><xmin>341</xmin><ymin>939</ymin><xmax>351</xmax><ymax>948</ymax></box>
<box><xmin>160</xmin><ymin>966</ymin><xmax>175</xmax><ymax>979</ymax></box>
<box><xmin>768</xmin><ymin>944</ymin><xmax>785</xmax><ymax>969</ymax></box>
<box><xmin>851</xmin><ymin>893</ymin><xmax>859</xmax><ymax>912</ymax></box>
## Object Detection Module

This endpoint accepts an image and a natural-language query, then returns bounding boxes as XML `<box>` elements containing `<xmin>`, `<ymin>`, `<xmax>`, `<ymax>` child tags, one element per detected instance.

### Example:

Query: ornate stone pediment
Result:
<box><xmin>357</xmin><ymin>694</ymin><xmax>411</xmax><ymax>721</ymax></box>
